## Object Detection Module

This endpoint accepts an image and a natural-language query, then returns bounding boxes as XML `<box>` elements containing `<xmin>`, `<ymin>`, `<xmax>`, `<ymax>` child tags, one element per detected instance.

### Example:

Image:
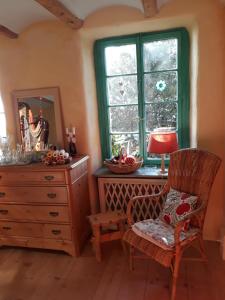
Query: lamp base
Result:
<box><xmin>155</xmin><ymin>168</ymin><xmax>168</xmax><ymax>175</ymax></box>
<box><xmin>159</xmin><ymin>168</ymin><xmax>167</xmax><ymax>175</ymax></box>
<box><xmin>160</xmin><ymin>154</ymin><xmax>166</xmax><ymax>174</ymax></box>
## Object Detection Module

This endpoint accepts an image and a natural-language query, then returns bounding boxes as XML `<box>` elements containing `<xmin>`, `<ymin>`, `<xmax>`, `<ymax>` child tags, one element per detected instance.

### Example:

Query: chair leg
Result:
<box><xmin>129</xmin><ymin>245</ymin><xmax>134</xmax><ymax>271</ymax></box>
<box><xmin>121</xmin><ymin>239</ymin><xmax>127</xmax><ymax>256</ymax></box>
<box><xmin>93</xmin><ymin>225</ymin><xmax>102</xmax><ymax>262</ymax></box>
<box><xmin>118</xmin><ymin>221</ymin><xmax>127</xmax><ymax>255</ymax></box>
<box><xmin>171</xmin><ymin>251</ymin><xmax>182</xmax><ymax>300</ymax></box>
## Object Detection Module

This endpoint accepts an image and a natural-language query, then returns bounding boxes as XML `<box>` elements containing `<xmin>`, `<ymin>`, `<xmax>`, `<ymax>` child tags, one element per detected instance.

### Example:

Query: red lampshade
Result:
<box><xmin>147</xmin><ymin>130</ymin><xmax>179</xmax><ymax>154</ymax></box>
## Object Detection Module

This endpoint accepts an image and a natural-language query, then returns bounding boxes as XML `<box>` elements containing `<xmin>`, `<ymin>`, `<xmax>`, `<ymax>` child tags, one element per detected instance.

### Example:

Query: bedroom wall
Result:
<box><xmin>80</xmin><ymin>0</ymin><xmax>225</xmax><ymax>240</ymax></box>
<box><xmin>0</xmin><ymin>0</ymin><xmax>224</xmax><ymax>241</ymax></box>
<box><xmin>0</xmin><ymin>23</ymin><xmax>88</xmax><ymax>155</ymax></box>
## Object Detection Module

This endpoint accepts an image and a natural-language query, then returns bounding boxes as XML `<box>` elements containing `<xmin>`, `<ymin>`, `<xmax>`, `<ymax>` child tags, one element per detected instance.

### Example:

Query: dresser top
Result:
<box><xmin>0</xmin><ymin>155</ymin><xmax>89</xmax><ymax>171</ymax></box>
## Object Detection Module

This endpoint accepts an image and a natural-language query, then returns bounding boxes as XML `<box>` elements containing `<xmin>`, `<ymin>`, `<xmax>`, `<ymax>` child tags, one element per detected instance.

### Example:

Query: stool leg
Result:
<box><xmin>93</xmin><ymin>225</ymin><xmax>102</xmax><ymax>262</ymax></box>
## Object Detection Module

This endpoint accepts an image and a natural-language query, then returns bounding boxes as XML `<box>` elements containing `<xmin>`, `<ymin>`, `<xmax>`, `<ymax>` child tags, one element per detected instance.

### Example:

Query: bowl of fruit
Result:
<box><xmin>104</xmin><ymin>153</ymin><xmax>143</xmax><ymax>174</ymax></box>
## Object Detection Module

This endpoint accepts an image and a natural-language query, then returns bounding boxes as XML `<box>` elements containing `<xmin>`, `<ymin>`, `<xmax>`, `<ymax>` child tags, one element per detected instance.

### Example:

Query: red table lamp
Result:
<box><xmin>147</xmin><ymin>129</ymin><xmax>179</xmax><ymax>174</ymax></box>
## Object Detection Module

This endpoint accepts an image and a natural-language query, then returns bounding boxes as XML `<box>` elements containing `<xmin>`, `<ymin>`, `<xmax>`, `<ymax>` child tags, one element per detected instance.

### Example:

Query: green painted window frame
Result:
<box><xmin>94</xmin><ymin>27</ymin><xmax>190</xmax><ymax>165</ymax></box>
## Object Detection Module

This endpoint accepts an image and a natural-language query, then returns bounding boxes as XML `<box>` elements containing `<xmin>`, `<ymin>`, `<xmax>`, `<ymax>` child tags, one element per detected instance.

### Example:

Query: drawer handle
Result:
<box><xmin>2</xmin><ymin>226</ymin><xmax>11</xmax><ymax>230</ymax></box>
<box><xmin>0</xmin><ymin>192</ymin><xmax>5</xmax><ymax>198</ymax></box>
<box><xmin>0</xmin><ymin>209</ymin><xmax>8</xmax><ymax>215</ymax></box>
<box><xmin>52</xmin><ymin>229</ymin><xmax>61</xmax><ymax>235</ymax></box>
<box><xmin>47</xmin><ymin>193</ymin><xmax>57</xmax><ymax>199</ymax></box>
<box><xmin>49</xmin><ymin>212</ymin><xmax>59</xmax><ymax>217</ymax></box>
<box><xmin>44</xmin><ymin>175</ymin><xmax>55</xmax><ymax>181</ymax></box>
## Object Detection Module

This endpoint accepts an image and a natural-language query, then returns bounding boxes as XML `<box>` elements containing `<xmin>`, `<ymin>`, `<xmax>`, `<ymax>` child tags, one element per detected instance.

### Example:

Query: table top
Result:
<box><xmin>88</xmin><ymin>210</ymin><xmax>127</xmax><ymax>226</ymax></box>
<box><xmin>94</xmin><ymin>166</ymin><xmax>168</xmax><ymax>179</ymax></box>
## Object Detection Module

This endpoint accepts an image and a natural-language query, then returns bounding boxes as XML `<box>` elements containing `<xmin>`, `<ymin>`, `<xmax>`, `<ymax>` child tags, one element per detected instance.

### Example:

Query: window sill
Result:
<box><xmin>94</xmin><ymin>166</ymin><xmax>168</xmax><ymax>179</ymax></box>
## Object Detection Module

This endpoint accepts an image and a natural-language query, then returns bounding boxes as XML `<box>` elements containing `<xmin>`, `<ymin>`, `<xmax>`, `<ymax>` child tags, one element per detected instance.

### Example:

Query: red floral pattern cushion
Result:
<box><xmin>159</xmin><ymin>188</ymin><xmax>198</xmax><ymax>227</ymax></box>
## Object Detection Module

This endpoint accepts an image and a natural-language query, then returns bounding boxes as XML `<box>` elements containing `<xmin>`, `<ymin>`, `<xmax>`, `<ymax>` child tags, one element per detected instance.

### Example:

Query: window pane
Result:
<box><xmin>144</xmin><ymin>71</ymin><xmax>177</xmax><ymax>102</ymax></box>
<box><xmin>0</xmin><ymin>113</ymin><xmax>6</xmax><ymax>137</ymax></box>
<box><xmin>0</xmin><ymin>99</ymin><xmax>4</xmax><ymax>113</ymax></box>
<box><xmin>145</xmin><ymin>102</ymin><xmax>177</xmax><ymax>131</ymax></box>
<box><xmin>110</xmin><ymin>134</ymin><xmax>139</xmax><ymax>156</ymax></box>
<box><xmin>109</xmin><ymin>106</ymin><xmax>139</xmax><ymax>133</ymax></box>
<box><xmin>143</xmin><ymin>39</ymin><xmax>177</xmax><ymax>72</ymax></box>
<box><xmin>107</xmin><ymin>75</ymin><xmax>138</xmax><ymax>105</ymax></box>
<box><xmin>105</xmin><ymin>44</ymin><xmax>137</xmax><ymax>76</ymax></box>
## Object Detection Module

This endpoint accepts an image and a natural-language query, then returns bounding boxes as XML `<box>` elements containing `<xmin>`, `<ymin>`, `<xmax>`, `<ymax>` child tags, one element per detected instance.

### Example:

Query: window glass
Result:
<box><xmin>111</xmin><ymin>134</ymin><xmax>139</xmax><ymax>156</ymax></box>
<box><xmin>105</xmin><ymin>45</ymin><xmax>137</xmax><ymax>76</ymax></box>
<box><xmin>0</xmin><ymin>113</ymin><xmax>6</xmax><ymax>137</ymax></box>
<box><xmin>144</xmin><ymin>71</ymin><xmax>178</xmax><ymax>102</ymax></box>
<box><xmin>0</xmin><ymin>96</ymin><xmax>6</xmax><ymax>137</ymax></box>
<box><xmin>107</xmin><ymin>75</ymin><xmax>138</xmax><ymax>105</ymax></box>
<box><xmin>143</xmin><ymin>39</ymin><xmax>177</xmax><ymax>72</ymax></box>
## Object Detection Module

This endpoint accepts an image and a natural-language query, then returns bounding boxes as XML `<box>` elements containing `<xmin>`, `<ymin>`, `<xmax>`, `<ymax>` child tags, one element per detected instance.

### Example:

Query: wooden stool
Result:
<box><xmin>88</xmin><ymin>210</ymin><xmax>127</xmax><ymax>262</ymax></box>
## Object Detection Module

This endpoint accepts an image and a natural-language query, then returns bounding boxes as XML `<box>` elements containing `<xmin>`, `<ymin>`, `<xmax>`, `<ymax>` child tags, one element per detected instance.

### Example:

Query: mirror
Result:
<box><xmin>12</xmin><ymin>87</ymin><xmax>65</xmax><ymax>151</ymax></box>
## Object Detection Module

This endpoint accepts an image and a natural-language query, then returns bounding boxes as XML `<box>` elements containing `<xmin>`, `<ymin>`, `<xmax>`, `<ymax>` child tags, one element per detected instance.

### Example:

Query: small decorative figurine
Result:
<box><xmin>66</xmin><ymin>127</ymin><xmax>77</xmax><ymax>157</ymax></box>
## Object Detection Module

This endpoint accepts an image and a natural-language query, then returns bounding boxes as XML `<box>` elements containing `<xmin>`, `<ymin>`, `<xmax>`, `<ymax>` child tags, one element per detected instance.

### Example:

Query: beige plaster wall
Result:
<box><xmin>0</xmin><ymin>0</ymin><xmax>224</xmax><ymax>240</ymax></box>
<box><xmin>80</xmin><ymin>0</ymin><xmax>225</xmax><ymax>240</ymax></box>
<box><xmin>0</xmin><ymin>23</ymin><xmax>88</xmax><ymax>155</ymax></box>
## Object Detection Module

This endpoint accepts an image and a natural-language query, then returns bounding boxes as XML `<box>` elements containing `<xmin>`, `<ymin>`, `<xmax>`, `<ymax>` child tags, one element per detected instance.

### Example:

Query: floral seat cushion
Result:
<box><xmin>132</xmin><ymin>218</ymin><xmax>199</xmax><ymax>250</ymax></box>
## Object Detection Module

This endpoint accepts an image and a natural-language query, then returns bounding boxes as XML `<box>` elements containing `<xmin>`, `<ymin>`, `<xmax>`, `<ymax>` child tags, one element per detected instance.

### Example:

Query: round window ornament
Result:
<box><xmin>156</xmin><ymin>80</ymin><xmax>167</xmax><ymax>92</ymax></box>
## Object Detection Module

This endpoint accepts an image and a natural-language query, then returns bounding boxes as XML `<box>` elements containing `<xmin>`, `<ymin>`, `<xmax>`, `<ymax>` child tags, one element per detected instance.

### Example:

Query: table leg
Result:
<box><xmin>93</xmin><ymin>224</ymin><xmax>102</xmax><ymax>262</ymax></box>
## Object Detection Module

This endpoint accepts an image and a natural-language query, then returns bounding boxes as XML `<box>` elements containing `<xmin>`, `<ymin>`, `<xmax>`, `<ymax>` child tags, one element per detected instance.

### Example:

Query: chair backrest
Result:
<box><xmin>168</xmin><ymin>148</ymin><xmax>221</xmax><ymax>208</ymax></box>
<box><xmin>127</xmin><ymin>148</ymin><xmax>221</xmax><ymax>225</ymax></box>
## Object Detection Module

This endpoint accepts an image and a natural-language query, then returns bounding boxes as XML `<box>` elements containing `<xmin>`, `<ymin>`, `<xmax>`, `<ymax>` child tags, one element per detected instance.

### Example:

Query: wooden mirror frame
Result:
<box><xmin>12</xmin><ymin>87</ymin><xmax>65</xmax><ymax>149</ymax></box>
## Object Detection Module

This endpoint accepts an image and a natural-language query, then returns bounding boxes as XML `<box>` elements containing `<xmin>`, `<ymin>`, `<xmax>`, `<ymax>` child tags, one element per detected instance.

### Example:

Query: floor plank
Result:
<box><xmin>0</xmin><ymin>241</ymin><xmax>224</xmax><ymax>300</ymax></box>
<box><xmin>115</xmin><ymin>259</ymin><xmax>148</xmax><ymax>300</ymax></box>
<box><xmin>93</xmin><ymin>244</ymin><xmax>126</xmax><ymax>300</ymax></box>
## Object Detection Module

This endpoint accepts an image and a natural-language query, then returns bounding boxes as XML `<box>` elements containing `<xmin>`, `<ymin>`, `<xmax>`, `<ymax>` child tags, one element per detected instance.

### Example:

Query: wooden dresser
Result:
<box><xmin>0</xmin><ymin>155</ymin><xmax>90</xmax><ymax>256</ymax></box>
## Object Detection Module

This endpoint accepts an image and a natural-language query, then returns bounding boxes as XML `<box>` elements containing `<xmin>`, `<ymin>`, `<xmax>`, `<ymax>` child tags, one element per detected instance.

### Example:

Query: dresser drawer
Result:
<box><xmin>0</xmin><ymin>222</ymin><xmax>72</xmax><ymax>240</ymax></box>
<box><xmin>43</xmin><ymin>224</ymin><xmax>72</xmax><ymax>240</ymax></box>
<box><xmin>0</xmin><ymin>187</ymin><xmax>68</xmax><ymax>204</ymax></box>
<box><xmin>0</xmin><ymin>171</ymin><xmax>66</xmax><ymax>185</ymax></box>
<box><xmin>0</xmin><ymin>204</ymin><xmax>70</xmax><ymax>223</ymax></box>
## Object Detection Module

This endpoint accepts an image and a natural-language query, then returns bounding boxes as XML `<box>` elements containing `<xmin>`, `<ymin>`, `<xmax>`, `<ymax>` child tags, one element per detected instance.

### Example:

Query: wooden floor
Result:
<box><xmin>0</xmin><ymin>241</ymin><xmax>224</xmax><ymax>300</ymax></box>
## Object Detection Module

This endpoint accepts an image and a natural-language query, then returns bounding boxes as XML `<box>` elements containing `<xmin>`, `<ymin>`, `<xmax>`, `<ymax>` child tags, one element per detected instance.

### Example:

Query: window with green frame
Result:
<box><xmin>94</xmin><ymin>28</ymin><xmax>190</xmax><ymax>165</ymax></box>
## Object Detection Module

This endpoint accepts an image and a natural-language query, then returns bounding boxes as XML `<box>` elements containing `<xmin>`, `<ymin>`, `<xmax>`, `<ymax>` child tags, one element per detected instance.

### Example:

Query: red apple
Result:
<box><xmin>125</xmin><ymin>155</ymin><xmax>136</xmax><ymax>165</ymax></box>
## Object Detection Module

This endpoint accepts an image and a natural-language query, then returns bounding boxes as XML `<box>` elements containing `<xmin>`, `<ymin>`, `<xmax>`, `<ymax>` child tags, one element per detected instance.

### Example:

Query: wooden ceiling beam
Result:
<box><xmin>141</xmin><ymin>0</ymin><xmax>158</xmax><ymax>18</ymax></box>
<box><xmin>34</xmin><ymin>0</ymin><xmax>83</xmax><ymax>30</ymax></box>
<box><xmin>0</xmin><ymin>25</ymin><xmax>18</xmax><ymax>39</ymax></box>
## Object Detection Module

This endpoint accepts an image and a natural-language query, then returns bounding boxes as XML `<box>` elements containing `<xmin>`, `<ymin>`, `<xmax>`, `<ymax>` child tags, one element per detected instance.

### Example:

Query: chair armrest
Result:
<box><xmin>127</xmin><ymin>184</ymin><xmax>169</xmax><ymax>225</ymax></box>
<box><xmin>174</xmin><ymin>203</ymin><xmax>206</xmax><ymax>245</ymax></box>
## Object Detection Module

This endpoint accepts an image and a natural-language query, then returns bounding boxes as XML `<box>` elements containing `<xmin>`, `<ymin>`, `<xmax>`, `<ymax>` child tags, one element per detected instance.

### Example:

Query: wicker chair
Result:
<box><xmin>123</xmin><ymin>148</ymin><xmax>221</xmax><ymax>300</ymax></box>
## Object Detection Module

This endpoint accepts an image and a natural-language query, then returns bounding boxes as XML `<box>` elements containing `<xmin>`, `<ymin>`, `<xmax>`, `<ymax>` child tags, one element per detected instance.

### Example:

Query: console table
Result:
<box><xmin>94</xmin><ymin>167</ymin><xmax>167</xmax><ymax>214</ymax></box>
<box><xmin>0</xmin><ymin>155</ymin><xmax>90</xmax><ymax>256</ymax></box>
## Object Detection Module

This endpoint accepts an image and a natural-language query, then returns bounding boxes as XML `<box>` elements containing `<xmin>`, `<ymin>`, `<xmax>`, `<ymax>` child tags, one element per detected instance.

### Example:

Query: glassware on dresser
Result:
<box><xmin>0</xmin><ymin>138</ymin><xmax>32</xmax><ymax>165</ymax></box>
<box><xmin>0</xmin><ymin>137</ymin><xmax>12</xmax><ymax>164</ymax></box>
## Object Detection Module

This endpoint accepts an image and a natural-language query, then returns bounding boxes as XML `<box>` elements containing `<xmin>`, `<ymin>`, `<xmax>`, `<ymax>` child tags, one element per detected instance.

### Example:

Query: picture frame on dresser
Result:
<box><xmin>12</xmin><ymin>86</ymin><xmax>65</xmax><ymax>151</ymax></box>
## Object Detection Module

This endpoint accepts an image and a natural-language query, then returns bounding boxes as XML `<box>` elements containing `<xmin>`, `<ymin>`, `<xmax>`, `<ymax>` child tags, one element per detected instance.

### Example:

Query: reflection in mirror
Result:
<box><xmin>12</xmin><ymin>87</ymin><xmax>64</xmax><ymax>152</ymax></box>
<box><xmin>18</xmin><ymin>96</ymin><xmax>56</xmax><ymax>151</ymax></box>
